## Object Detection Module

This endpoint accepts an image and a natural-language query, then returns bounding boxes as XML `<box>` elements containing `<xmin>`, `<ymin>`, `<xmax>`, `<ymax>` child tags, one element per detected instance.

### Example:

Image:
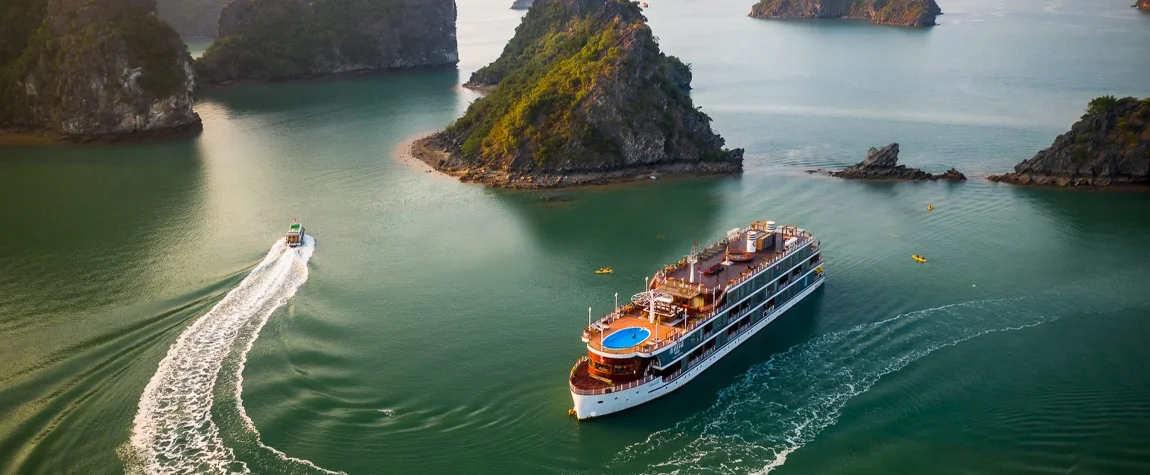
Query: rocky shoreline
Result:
<box><xmin>412</xmin><ymin>135</ymin><xmax>741</xmax><ymax>189</ymax></box>
<box><xmin>749</xmin><ymin>0</ymin><xmax>942</xmax><ymax>27</ymax></box>
<box><xmin>817</xmin><ymin>143</ymin><xmax>966</xmax><ymax>182</ymax></box>
<box><xmin>0</xmin><ymin>121</ymin><xmax>203</xmax><ymax>146</ymax></box>
<box><xmin>988</xmin><ymin>96</ymin><xmax>1149</xmax><ymax>189</ymax></box>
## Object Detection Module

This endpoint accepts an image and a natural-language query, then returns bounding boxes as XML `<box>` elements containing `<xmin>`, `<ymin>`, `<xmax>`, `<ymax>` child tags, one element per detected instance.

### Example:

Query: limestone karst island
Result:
<box><xmin>3</xmin><ymin>1</ymin><xmax>1150</xmax><ymax>474</ymax></box>
<box><xmin>416</xmin><ymin>0</ymin><xmax>743</xmax><ymax>188</ymax></box>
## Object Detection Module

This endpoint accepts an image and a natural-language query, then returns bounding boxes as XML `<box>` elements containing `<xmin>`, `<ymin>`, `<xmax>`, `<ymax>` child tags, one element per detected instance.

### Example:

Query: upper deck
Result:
<box><xmin>583</xmin><ymin>222</ymin><xmax>815</xmax><ymax>357</ymax></box>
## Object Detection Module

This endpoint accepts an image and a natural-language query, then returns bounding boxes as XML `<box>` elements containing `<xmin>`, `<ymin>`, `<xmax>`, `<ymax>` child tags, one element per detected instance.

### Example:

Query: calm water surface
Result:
<box><xmin>2</xmin><ymin>0</ymin><xmax>1150</xmax><ymax>473</ymax></box>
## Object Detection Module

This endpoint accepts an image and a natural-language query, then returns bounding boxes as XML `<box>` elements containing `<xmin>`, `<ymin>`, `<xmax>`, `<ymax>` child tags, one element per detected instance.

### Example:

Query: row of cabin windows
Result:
<box><xmin>728</xmin><ymin>247</ymin><xmax>814</xmax><ymax>303</ymax></box>
<box><xmin>670</xmin><ymin>252</ymin><xmax>824</xmax><ymax>367</ymax></box>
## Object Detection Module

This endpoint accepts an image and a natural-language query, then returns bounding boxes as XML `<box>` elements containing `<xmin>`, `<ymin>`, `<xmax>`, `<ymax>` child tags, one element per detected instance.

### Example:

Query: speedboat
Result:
<box><xmin>286</xmin><ymin>221</ymin><xmax>305</xmax><ymax>248</ymax></box>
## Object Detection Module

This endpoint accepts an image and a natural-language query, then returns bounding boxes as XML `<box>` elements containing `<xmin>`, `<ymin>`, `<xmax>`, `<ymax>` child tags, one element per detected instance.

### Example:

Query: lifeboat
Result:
<box><xmin>595</xmin><ymin>267</ymin><xmax>613</xmax><ymax>274</ymax></box>
<box><xmin>912</xmin><ymin>255</ymin><xmax>927</xmax><ymax>263</ymax></box>
<box><xmin>286</xmin><ymin>221</ymin><xmax>305</xmax><ymax>248</ymax></box>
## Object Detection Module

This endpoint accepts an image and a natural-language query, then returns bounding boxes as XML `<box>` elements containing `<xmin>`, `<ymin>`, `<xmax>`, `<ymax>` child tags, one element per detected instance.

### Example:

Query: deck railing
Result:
<box><xmin>569</xmin><ymin>356</ymin><xmax>657</xmax><ymax>396</ymax></box>
<box><xmin>633</xmin><ymin>237</ymin><xmax>818</xmax><ymax>354</ymax></box>
<box><xmin>581</xmin><ymin>232</ymin><xmax>819</xmax><ymax>354</ymax></box>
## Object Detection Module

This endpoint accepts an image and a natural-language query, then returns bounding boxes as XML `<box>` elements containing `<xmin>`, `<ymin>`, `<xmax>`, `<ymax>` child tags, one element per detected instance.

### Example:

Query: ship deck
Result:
<box><xmin>585</xmin><ymin>226</ymin><xmax>807</xmax><ymax>356</ymax></box>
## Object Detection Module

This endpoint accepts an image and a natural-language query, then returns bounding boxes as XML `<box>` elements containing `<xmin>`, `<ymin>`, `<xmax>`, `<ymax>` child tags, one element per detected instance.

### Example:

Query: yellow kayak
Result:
<box><xmin>912</xmin><ymin>255</ymin><xmax>927</xmax><ymax>263</ymax></box>
<box><xmin>594</xmin><ymin>267</ymin><xmax>613</xmax><ymax>274</ymax></box>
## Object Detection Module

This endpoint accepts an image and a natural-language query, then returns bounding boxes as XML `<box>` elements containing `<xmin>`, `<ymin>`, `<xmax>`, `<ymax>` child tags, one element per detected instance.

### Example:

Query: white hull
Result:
<box><xmin>571</xmin><ymin>277</ymin><xmax>824</xmax><ymax>420</ymax></box>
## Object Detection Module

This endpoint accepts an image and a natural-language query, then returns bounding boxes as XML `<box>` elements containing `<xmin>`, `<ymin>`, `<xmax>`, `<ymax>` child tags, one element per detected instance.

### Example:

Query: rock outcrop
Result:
<box><xmin>989</xmin><ymin>96</ymin><xmax>1150</xmax><ymax>188</ymax></box>
<box><xmin>155</xmin><ymin>0</ymin><xmax>228</xmax><ymax>38</ymax></box>
<box><xmin>0</xmin><ymin>0</ymin><xmax>200</xmax><ymax>140</ymax></box>
<box><xmin>194</xmin><ymin>0</ymin><xmax>459</xmax><ymax>86</ymax></box>
<box><xmin>422</xmin><ymin>0</ymin><xmax>743</xmax><ymax>189</ymax></box>
<box><xmin>749</xmin><ymin>0</ymin><xmax>942</xmax><ymax>27</ymax></box>
<box><xmin>511</xmin><ymin>0</ymin><xmax>535</xmax><ymax>9</ymax></box>
<box><xmin>832</xmin><ymin>143</ymin><xmax>966</xmax><ymax>181</ymax></box>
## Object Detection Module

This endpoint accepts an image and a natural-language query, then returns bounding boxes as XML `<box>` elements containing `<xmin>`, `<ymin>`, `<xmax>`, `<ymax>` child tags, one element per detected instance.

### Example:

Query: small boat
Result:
<box><xmin>927</xmin><ymin>203</ymin><xmax>934</xmax><ymax>211</ymax></box>
<box><xmin>595</xmin><ymin>267</ymin><xmax>613</xmax><ymax>274</ymax></box>
<box><xmin>286</xmin><ymin>220</ymin><xmax>305</xmax><ymax>248</ymax></box>
<box><xmin>912</xmin><ymin>254</ymin><xmax>927</xmax><ymax>263</ymax></box>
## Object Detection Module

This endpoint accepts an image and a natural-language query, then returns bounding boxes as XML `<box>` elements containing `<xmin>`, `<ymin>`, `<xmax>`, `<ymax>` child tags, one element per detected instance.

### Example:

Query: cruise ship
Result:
<box><xmin>569</xmin><ymin>221</ymin><xmax>824</xmax><ymax>419</ymax></box>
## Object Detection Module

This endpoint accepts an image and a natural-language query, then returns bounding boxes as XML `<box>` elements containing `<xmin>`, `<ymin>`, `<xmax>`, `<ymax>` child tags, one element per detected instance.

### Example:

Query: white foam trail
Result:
<box><xmin>126</xmin><ymin>236</ymin><xmax>341</xmax><ymax>474</ymax></box>
<box><xmin>608</xmin><ymin>286</ymin><xmax>1142</xmax><ymax>475</ymax></box>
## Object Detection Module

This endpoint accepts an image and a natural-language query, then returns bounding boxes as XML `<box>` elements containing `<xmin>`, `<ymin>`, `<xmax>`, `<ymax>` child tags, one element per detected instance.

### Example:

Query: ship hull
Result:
<box><xmin>571</xmin><ymin>276</ymin><xmax>824</xmax><ymax>420</ymax></box>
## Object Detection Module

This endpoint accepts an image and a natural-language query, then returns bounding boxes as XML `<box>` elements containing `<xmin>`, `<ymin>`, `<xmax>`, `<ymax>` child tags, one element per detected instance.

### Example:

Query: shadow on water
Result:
<box><xmin>196</xmin><ymin>68</ymin><xmax>464</xmax><ymax>119</ymax></box>
<box><xmin>489</xmin><ymin>175</ymin><xmax>741</xmax><ymax>270</ymax></box>
<box><xmin>0</xmin><ymin>141</ymin><xmax>219</xmax><ymax>474</ymax></box>
<box><xmin>1010</xmin><ymin>185</ymin><xmax>1150</xmax><ymax>240</ymax></box>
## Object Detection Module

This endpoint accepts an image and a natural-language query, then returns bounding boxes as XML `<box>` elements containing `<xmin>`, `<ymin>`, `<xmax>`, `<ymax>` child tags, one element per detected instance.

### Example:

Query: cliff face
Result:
<box><xmin>0</xmin><ymin>0</ymin><xmax>200</xmax><ymax>139</ymax></box>
<box><xmin>989</xmin><ymin>96</ymin><xmax>1150</xmax><ymax>187</ymax></box>
<box><xmin>422</xmin><ymin>0</ymin><xmax>742</xmax><ymax>188</ymax></box>
<box><xmin>155</xmin><ymin>0</ymin><xmax>228</xmax><ymax>38</ymax></box>
<box><xmin>750</xmin><ymin>0</ymin><xmax>942</xmax><ymax>27</ymax></box>
<box><xmin>194</xmin><ymin>0</ymin><xmax>459</xmax><ymax>85</ymax></box>
<box><xmin>832</xmin><ymin>143</ymin><xmax>965</xmax><ymax>181</ymax></box>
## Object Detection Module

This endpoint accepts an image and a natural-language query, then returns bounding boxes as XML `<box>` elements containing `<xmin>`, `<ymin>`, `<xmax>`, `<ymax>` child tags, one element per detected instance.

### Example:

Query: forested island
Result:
<box><xmin>749</xmin><ymin>0</ymin><xmax>942</xmax><ymax>27</ymax></box>
<box><xmin>416</xmin><ymin>0</ymin><xmax>743</xmax><ymax>189</ymax></box>
<box><xmin>194</xmin><ymin>0</ymin><xmax>459</xmax><ymax>85</ymax></box>
<box><xmin>0</xmin><ymin>0</ymin><xmax>200</xmax><ymax>141</ymax></box>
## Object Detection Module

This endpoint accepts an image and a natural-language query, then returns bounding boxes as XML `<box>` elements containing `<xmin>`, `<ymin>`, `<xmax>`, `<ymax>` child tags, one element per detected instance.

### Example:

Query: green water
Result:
<box><xmin>3</xmin><ymin>0</ymin><xmax>1150</xmax><ymax>473</ymax></box>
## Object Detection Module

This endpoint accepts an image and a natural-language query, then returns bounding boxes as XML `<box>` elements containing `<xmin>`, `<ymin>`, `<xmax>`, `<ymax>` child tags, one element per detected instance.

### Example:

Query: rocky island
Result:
<box><xmin>194</xmin><ymin>0</ymin><xmax>459</xmax><ymax>86</ymax></box>
<box><xmin>989</xmin><ymin>96</ymin><xmax>1150</xmax><ymax>188</ymax></box>
<box><xmin>0</xmin><ymin>0</ymin><xmax>200</xmax><ymax>141</ymax></box>
<box><xmin>749</xmin><ymin>0</ymin><xmax>942</xmax><ymax>27</ymax></box>
<box><xmin>416</xmin><ymin>0</ymin><xmax>743</xmax><ymax>189</ymax></box>
<box><xmin>829</xmin><ymin>143</ymin><xmax>966</xmax><ymax>181</ymax></box>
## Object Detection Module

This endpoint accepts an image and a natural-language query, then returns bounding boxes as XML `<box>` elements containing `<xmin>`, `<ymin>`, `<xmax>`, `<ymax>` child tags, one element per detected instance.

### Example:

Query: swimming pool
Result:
<box><xmin>601</xmin><ymin>327</ymin><xmax>651</xmax><ymax>350</ymax></box>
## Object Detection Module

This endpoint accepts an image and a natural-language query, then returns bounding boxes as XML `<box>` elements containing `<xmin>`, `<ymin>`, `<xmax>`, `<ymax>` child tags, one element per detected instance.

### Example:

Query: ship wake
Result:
<box><xmin>607</xmin><ymin>284</ymin><xmax>1141</xmax><ymax>475</ymax></box>
<box><xmin>124</xmin><ymin>236</ymin><xmax>342</xmax><ymax>475</ymax></box>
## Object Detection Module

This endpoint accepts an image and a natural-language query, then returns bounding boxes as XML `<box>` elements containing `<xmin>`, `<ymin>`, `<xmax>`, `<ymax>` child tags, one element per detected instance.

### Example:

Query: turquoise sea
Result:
<box><xmin>2</xmin><ymin>0</ymin><xmax>1150</xmax><ymax>473</ymax></box>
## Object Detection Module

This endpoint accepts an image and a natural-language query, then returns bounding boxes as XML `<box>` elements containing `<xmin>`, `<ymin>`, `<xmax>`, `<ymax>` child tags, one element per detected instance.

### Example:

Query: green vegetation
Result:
<box><xmin>0</xmin><ymin>0</ymin><xmax>48</xmax><ymax>124</ymax></box>
<box><xmin>1083</xmin><ymin>95</ymin><xmax>1120</xmax><ymax>118</ymax></box>
<box><xmin>1</xmin><ymin>0</ymin><xmax>189</xmax><ymax>131</ymax></box>
<box><xmin>443</xmin><ymin>0</ymin><xmax>735</xmax><ymax>171</ymax></box>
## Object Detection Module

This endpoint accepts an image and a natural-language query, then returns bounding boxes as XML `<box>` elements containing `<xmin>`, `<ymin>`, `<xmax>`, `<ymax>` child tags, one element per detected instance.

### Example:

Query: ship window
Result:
<box><xmin>592</xmin><ymin>361</ymin><xmax>611</xmax><ymax>372</ymax></box>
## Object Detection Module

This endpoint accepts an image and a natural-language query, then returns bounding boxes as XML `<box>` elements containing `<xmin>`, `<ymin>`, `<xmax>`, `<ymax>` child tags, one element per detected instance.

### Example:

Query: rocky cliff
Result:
<box><xmin>989</xmin><ymin>96</ymin><xmax>1150</xmax><ymax>188</ymax></box>
<box><xmin>194</xmin><ymin>0</ymin><xmax>459</xmax><ymax>85</ymax></box>
<box><xmin>511</xmin><ymin>0</ymin><xmax>535</xmax><ymax>10</ymax></box>
<box><xmin>421</xmin><ymin>0</ymin><xmax>742</xmax><ymax>189</ymax></box>
<box><xmin>0</xmin><ymin>0</ymin><xmax>200</xmax><ymax>140</ymax></box>
<box><xmin>750</xmin><ymin>0</ymin><xmax>942</xmax><ymax>27</ymax></box>
<box><xmin>155</xmin><ymin>0</ymin><xmax>228</xmax><ymax>38</ymax></box>
<box><xmin>831</xmin><ymin>143</ymin><xmax>966</xmax><ymax>181</ymax></box>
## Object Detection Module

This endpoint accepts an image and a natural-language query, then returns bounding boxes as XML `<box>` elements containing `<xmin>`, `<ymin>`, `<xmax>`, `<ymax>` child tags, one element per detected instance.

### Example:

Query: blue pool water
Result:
<box><xmin>601</xmin><ymin>327</ymin><xmax>651</xmax><ymax>350</ymax></box>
